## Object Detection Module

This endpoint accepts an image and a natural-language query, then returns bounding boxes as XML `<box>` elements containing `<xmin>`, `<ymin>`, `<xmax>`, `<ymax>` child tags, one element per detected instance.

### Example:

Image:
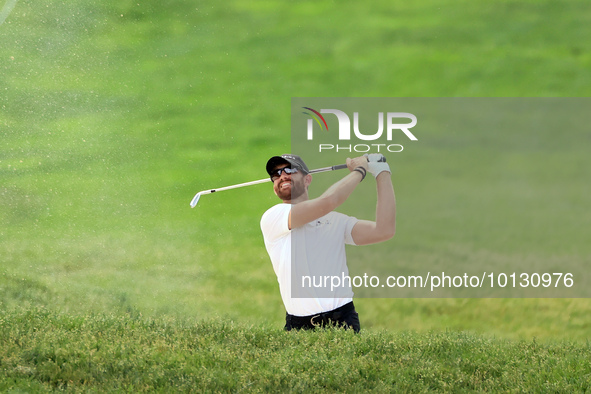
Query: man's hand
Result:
<box><xmin>365</xmin><ymin>153</ymin><xmax>391</xmax><ymax>178</ymax></box>
<box><xmin>346</xmin><ymin>156</ymin><xmax>369</xmax><ymax>172</ymax></box>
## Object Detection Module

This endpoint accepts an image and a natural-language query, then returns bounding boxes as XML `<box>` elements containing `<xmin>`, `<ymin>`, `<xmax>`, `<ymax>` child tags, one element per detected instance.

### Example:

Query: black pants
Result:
<box><xmin>284</xmin><ymin>301</ymin><xmax>360</xmax><ymax>333</ymax></box>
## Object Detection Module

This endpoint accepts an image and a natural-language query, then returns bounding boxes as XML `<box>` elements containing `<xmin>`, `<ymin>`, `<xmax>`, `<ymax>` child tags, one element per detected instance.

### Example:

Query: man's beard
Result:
<box><xmin>275</xmin><ymin>178</ymin><xmax>305</xmax><ymax>201</ymax></box>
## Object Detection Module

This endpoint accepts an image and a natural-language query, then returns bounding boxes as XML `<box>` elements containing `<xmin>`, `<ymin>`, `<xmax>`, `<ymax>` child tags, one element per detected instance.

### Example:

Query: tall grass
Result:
<box><xmin>2</xmin><ymin>308</ymin><xmax>590</xmax><ymax>392</ymax></box>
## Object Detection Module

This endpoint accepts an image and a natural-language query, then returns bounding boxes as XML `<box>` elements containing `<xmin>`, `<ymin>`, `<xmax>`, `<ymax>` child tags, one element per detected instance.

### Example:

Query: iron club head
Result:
<box><xmin>190</xmin><ymin>192</ymin><xmax>201</xmax><ymax>208</ymax></box>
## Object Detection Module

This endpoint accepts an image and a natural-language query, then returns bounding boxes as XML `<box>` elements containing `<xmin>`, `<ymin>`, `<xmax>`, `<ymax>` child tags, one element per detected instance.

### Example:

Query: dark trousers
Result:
<box><xmin>284</xmin><ymin>301</ymin><xmax>360</xmax><ymax>333</ymax></box>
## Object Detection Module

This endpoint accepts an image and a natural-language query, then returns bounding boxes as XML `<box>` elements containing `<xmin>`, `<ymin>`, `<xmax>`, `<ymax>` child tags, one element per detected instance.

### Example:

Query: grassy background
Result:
<box><xmin>2</xmin><ymin>0</ymin><xmax>591</xmax><ymax>335</ymax></box>
<box><xmin>1</xmin><ymin>0</ymin><xmax>591</xmax><ymax>389</ymax></box>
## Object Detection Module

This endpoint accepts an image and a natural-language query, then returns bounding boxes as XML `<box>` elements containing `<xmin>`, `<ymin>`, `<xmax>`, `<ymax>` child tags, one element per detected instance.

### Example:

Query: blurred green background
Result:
<box><xmin>1</xmin><ymin>0</ymin><xmax>590</xmax><ymax>341</ymax></box>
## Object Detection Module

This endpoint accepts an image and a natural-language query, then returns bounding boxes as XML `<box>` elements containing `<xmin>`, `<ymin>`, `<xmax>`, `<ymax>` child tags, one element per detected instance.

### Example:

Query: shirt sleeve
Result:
<box><xmin>344</xmin><ymin>215</ymin><xmax>359</xmax><ymax>246</ymax></box>
<box><xmin>260</xmin><ymin>204</ymin><xmax>291</xmax><ymax>243</ymax></box>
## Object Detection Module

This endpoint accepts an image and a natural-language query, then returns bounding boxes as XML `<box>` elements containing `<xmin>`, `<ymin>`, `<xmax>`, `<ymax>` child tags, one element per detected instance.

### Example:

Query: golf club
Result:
<box><xmin>190</xmin><ymin>164</ymin><xmax>348</xmax><ymax>208</ymax></box>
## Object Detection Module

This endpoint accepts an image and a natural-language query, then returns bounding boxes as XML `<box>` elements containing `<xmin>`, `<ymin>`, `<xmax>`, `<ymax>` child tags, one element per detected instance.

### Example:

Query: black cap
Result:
<box><xmin>266</xmin><ymin>154</ymin><xmax>310</xmax><ymax>176</ymax></box>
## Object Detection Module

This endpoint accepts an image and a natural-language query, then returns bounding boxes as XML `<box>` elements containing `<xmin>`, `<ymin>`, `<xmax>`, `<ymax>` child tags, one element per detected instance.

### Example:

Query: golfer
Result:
<box><xmin>260</xmin><ymin>153</ymin><xmax>396</xmax><ymax>332</ymax></box>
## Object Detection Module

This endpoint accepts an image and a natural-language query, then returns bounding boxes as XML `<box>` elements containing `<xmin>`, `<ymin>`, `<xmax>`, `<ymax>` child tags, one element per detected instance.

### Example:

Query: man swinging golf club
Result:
<box><xmin>260</xmin><ymin>153</ymin><xmax>396</xmax><ymax>333</ymax></box>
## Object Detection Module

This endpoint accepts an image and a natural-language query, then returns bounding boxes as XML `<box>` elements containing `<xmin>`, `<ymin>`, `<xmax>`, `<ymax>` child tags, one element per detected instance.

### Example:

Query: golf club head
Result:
<box><xmin>190</xmin><ymin>192</ymin><xmax>201</xmax><ymax>208</ymax></box>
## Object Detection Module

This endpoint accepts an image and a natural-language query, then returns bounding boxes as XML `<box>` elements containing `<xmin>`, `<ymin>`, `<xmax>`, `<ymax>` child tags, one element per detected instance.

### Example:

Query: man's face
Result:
<box><xmin>272</xmin><ymin>164</ymin><xmax>306</xmax><ymax>202</ymax></box>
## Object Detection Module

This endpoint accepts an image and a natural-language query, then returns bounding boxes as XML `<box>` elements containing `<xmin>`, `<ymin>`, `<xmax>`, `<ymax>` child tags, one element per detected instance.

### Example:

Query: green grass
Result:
<box><xmin>2</xmin><ymin>308</ymin><xmax>591</xmax><ymax>392</ymax></box>
<box><xmin>2</xmin><ymin>0</ymin><xmax>591</xmax><ymax>390</ymax></box>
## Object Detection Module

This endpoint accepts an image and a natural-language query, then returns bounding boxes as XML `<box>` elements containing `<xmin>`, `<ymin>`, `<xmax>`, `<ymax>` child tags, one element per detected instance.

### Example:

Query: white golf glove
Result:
<box><xmin>364</xmin><ymin>153</ymin><xmax>391</xmax><ymax>178</ymax></box>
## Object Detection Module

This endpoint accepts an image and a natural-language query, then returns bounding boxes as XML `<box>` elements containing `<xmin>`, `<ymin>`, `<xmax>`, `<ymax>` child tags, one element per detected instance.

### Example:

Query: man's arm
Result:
<box><xmin>351</xmin><ymin>162</ymin><xmax>396</xmax><ymax>245</ymax></box>
<box><xmin>288</xmin><ymin>157</ymin><xmax>368</xmax><ymax>229</ymax></box>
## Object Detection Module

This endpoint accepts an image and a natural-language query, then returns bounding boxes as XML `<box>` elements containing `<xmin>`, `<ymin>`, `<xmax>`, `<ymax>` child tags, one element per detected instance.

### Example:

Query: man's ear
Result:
<box><xmin>304</xmin><ymin>174</ymin><xmax>312</xmax><ymax>187</ymax></box>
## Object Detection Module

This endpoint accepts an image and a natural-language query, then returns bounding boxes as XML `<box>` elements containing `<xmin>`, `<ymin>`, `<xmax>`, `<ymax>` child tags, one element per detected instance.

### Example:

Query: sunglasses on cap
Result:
<box><xmin>270</xmin><ymin>167</ymin><xmax>299</xmax><ymax>182</ymax></box>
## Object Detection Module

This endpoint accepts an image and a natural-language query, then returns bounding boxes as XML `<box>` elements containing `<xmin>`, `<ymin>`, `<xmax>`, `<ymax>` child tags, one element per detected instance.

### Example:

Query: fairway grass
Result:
<box><xmin>2</xmin><ymin>0</ymin><xmax>591</xmax><ymax>339</ymax></box>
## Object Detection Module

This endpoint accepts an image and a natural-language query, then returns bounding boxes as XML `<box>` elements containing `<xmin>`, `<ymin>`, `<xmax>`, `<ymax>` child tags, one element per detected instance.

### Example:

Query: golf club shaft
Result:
<box><xmin>190</xmin><ymin>163</ymin><xmax>348</xmax><ymax>207</ymax></box>
<box><xmin>309</xmin><ymin>164</ymin><xmax>348</xmax><ymax>174</ymax></box>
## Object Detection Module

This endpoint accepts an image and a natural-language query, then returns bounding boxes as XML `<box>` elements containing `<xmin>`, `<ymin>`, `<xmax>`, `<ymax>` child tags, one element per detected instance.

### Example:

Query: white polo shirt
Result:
<box><xmin>260</xmin><ymin>203</ymin><xmax>359</xmax><ymax>316</ymax></box>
